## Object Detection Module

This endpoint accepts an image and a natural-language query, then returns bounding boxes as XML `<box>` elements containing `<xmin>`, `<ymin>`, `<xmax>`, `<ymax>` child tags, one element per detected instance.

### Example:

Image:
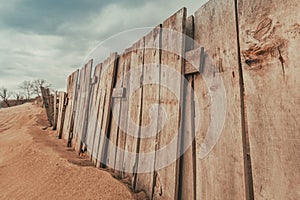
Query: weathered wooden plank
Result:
<box><xmin>61</xmin><ymin>76</ymin><xmax>71</xmax><ymax>140</ymax></box>
<box><xmin>153</xmin><ymin>7</ymin><xmax>186</xmax><ymax>200</ymax></box>
<box><xmin>123</xmin><ymin>38</ymin><xmax>144</xmax><ymax>183</ymax></box>
<box><xmin>57</xmin><ymin>91</ymin><xmax>67</xmax><ymax>139</ymax></box>
<box><xmin>74</xmin><ymin>66</ymin><xmax>86</xmax><ymax>150</ymax></box>
<box><xmin>85</xmin><ymin>64</ymin><xmax>102</xmax><ymax>154</ymax></box>
<box><xmin>105</xmin><ymin>54</ymin><xmax>124</xmax><ymax>169</ymax></box>
<box><xmin>52</xmin><ymin>91</ymin><xmax>58</xmax><ymax>130</ymax></box>
<box><xmin>134</xmin><ymin>26</ymin><xmax>161</xmax><ymax>198</ymax></box>
<box><xmin>94</xmin><ymin>53</ymin><xmax>118</xmax><ymax>167</ymax></box>
<box><xmin>80</xmin><ymin>60</ymin><xmax>93</xmax><ymax>150</ymax></box>
<box><xmin>66</xmin><ymin>70</ymin><xmax>79</xmax><ymax>146</ymax></box>
<box><xmin>62</xmin><ymin>70</ymin><xmax>79</xmax><ymax>141</ymax></box>
<box><xmin>73</xmin><ymin>67</ymin><xmax>85</xmax><ymax>151</ymax></box>
<box><xmin>238</xmin><ymin>0</ymin><xmax>300</xmax><ymax>199</ymax></box>
<box><xmin>48</xmin><ymin>93</ymin><xmax>54</xmax><ymax>126</ymax></box>
<box><xmin>193</xmin><ymin>0</ymin><xmax>246</xmax><ymax>199</ymax></box>
<box><xmin>73</xmin><ymin>60</ymin><xmax>92</xmax><ymax>153</ymax></box>
<box><xmin>114</xmin><ymin>51</ymin><xmax>132</xmax><ymax>176</ymax></box>
<box><xmin>40</xmin><ymin>87</ymin><xmax>54</xmax><ymax>126</ymax></box>
<box><xmin>91</xmin><ymin>89</ymin><xmax>106</xmax><ymax>165</ymax></box>
<box><xmin>179</xmin><ymin>75</ymin><xmax>195</xmax><ymax>200</ymax></box>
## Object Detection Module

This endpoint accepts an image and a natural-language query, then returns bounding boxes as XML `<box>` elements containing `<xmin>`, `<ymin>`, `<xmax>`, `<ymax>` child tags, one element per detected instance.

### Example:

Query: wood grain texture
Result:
<box><xmin>179</xmin><ymin>75</ymin><xmax>195</xmax><ymax>200</ymax></box>
<box><xmin>57</xmin><ymin>91</ymin><xmax>67</xmax><ymax>139</ymax></box>
<box><xmin>114</xmin><ymin>51</ymin><xmax>132</xmax><ymax>176</ymax></box>
<box><xmin>62</xmin><ymin>70</ymin><xmax>79</xmax><ymax>141</ymax></box>
<box><xmin>123</xmin><ymin>38</ymin><xmax>144</xmax><ymax>183</ymax></box>
<box><xmin>73</xmin><ymin>60</ymin><xmax>92</xmax><ymax>153</ymax></box>
<box><xmin>238</xmin><ymin>0</ymin><xmax>300</xmax><ymax>199</ymax></box>
<box><xmin>85</xmin><ymin>64</ymin><xmax>102</xmax><ymax>155</ymax></box>
<box><xmin>134</xmin><ymin>26</ymin><xmax>161</xmax><ymax>198</ymax></box>
<box><xmin>94</xmin><ymin>53</ymin><xmax>117</xmax><ymax>168</ymax></box>
<box><xmin>194</xmin><ymin>0</ymin><xmax>246</xmax><ymax>199</ymax></box>
<box><xmin>153</xmin><ymin>7</ymin><xmax>186</xmax><ymax>200</ymax></box>
<box><xmin>73</xmin><ymin>67</ymin><xmax>84</xmax><ymax>149</ymax></box>
<box><xmin>81</xmin><ymin>60</ymin><xmax>93</xmax><ymax>150</ymax></box>
<box><xmin>105</xmin><ymin>54</ymin><xmax>124</xmax><ymax>170</ymax></box>
<box><xmin>52</xmin><ymin>92</ymin><xmax>58</xmax><ymax>130</ymax></box>
<box><xmin>40</xmin><ymin>87</ymin><xmax>54</xmax><ymax>126</ymax></box>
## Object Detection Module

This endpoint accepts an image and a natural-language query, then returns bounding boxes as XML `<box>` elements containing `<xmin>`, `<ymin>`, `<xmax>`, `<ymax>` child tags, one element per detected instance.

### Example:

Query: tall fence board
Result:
<box><xmin>62</xmin><ymin>70</ymin><xmax>79</xmax><ymax>141</ymax></box>
<box><xmin>180</xmin><ymin>15</ymin><xmax>196</xmax><ymax>200</ymax></box>
<box><xmin>123</xmin><ymin>38</ymin><xmax>145</xmax><ymax>184</ymax></box>
<box><xmin>180</xmin><ymin>75</ymin><xmax>195</xmax><ymax>200</ymax></box>
<box><xmin>93</xmin><ymin>53</ymin><xmax>117</xmax><ymax>167</ymax></box>
<box><xmin>86</xmin><ymin>64</ymin><xmax>102</xmax><ymax>156</ymax></box>
<box><xmin>57</xmin><ymin>91</ymin><xmax>67</xmax><ymax>139</ymax></box>
<box><xmin>73</xmin><ymin>60</ymin><xmax>92</xmax><ymax>153</ymax></box>
<box><xmin>114</xmin><ymin>51</ymin><xmax>132</xmax><ymax>175</ymax></box>
<box><xmin>52</xmin><ymin>92</ymin><xmax>58</xmax><ymax>130</ymax></box>
<box><xmin>134</xmin><ymin>26</ymin><xmax>161</xmax><ymax>197</ymax></box>
<box><xmin>193</xmin><ymin>0</ymin><xmax>246</xmax><ymax>199</ymax></box>
<box><xmin>238</xmin><ymin>0</ymin><xmax>300</xmax><ymax>199</ymax></box>
<box><xmin>153</xmin><ymin>8</ymin><xmax>186</xmax><ymax>200</ymax></box>
<box><xmin>73</xmin><ymin>67</ymin><xmax>86</xmax><ymax>150</ymax></box>
<box><xmin>41</xmin><ymin>87</ymin><xmax>54</xmax><ymax>126</ymax></box>
<box><xmin>105</xmin><ymin>53</ymin><xmax>125</xmax><ymax>170</ymax></box>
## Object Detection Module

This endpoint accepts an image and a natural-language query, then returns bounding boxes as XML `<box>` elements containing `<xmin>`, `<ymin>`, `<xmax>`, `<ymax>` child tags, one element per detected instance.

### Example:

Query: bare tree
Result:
<box><xmin>13</xmin><ymin>91</ymin><xmax>24</xmax><ymax>103</ymax></box>
<box><xmin>0</xmin><ymin>87</ymin><xmax>11</xmax><ymax>107</ymax></box>
<box><xmin>20</xmin><ymin>80</ymin><xmax>33</xmax><ymax>100</ymax></box>
<box><xmin>14</xmin><ymin>91</ymin><xmax>21</xmax><ymax>101</ymax></box>
<box><xmin>32</xmin><ymin>79</ymin><xmax>51</xmax><ymax>97</ymax></box>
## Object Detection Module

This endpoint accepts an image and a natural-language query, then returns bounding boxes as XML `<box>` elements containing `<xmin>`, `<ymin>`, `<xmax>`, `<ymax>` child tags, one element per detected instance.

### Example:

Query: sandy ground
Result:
<box><xmin>0</xmin><ymin>103</ymin><xmax>138</xmax><ymax>200</ymax></box>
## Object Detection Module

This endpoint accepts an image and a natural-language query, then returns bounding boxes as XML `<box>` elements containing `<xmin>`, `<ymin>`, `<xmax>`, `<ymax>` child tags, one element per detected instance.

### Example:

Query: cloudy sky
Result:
<box><xmin>0</xmin><ymin>0</ymin><xmax>208</xmax><ymax>92</ymax></box>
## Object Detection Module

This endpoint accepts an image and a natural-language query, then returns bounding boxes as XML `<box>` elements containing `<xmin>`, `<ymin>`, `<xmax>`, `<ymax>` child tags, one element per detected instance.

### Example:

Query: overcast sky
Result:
<box><xmin>0</xmin><ymin>0</ymin><xmax>208</xmax><ymax>92</ymax></box>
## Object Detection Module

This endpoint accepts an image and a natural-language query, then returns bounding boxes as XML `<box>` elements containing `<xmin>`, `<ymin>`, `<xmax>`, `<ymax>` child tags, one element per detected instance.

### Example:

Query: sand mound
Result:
<box><xmin>0</xmin><ymin>103</ymin><xmax>136</xmax><ymax>200</ymax></box>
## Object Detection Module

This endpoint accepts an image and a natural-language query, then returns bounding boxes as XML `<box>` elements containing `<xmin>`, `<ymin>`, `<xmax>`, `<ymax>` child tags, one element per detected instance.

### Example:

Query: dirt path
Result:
<box><xmin>0</xmin><ymin>103</ymin><xmax>136</xmax><ymax>200</ymax></box>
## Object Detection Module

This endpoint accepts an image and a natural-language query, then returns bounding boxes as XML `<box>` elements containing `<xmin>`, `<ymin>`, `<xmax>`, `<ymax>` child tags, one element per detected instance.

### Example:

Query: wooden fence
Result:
<box><xmin>42</xmin><ymin>0</ymin><xmax>300</xmax><ymax>199</ymax></box>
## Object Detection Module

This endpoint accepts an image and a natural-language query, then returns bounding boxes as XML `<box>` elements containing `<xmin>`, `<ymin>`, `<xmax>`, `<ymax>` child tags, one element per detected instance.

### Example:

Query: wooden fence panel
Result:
<box><xmin>153</xmin><ymin>8</ymin><xmax>186</xmax><ymax>200</ymax></box>
<box><xmin>93</xmin><ymin>53</ymin><xmax>117</xmax><ymax>167</ymax></box>
<box><xmin>180</xmin><ymin>75</ymin><xmax>195</xmax><ymax>200</ymax></box>
<box><xmin>238</xmin><ymin>0</ymin><xmax>300</xmax><ymax>199</ymax></box>
<box><xmin>73</xmin><ymin>67</ymin><xmax>85</xmax><ymax>149</ymax></box>
<box><xmin>123</xmin><ymin>38</ymin><xmax>145</xmax><ymax>184</ymax></box>
<box><xmin>91</xmin><ymin>87</ymin><xmax>105</xmax><ymax>165</ymax></box>
<box><xmin>67</xmin><ymin>70</ymin><xmax>79</xmax><ymax>145</ymax></box>
<box><xmin>69</xmin><ymin>70</ymin><xmax>80</xmax><ymax>147</ymax></box>
<box><xmin>105</xmin><ymin>54</ymin><xmax>124</xmax><ymax>169</ymax></box>
<box><xmin>57</xmin><ymin>91</ymin><xmax>67</xmax><ymax>139</ymax></box>
<box><xmin>80</xmin><ymin>60</ymin><xmax>93</xmax><ymax>150</ymax></box>
<box><xmin>52</xmin><ymin>92</ymin><xmax>58</xmax><ymax>130</ymax></box>
<box><xmin>134</xmin><ymin>26</ymin><xmax>161</xmax><ymax>197</ymax></box>
<box><xmin>62</xmin><ymin>70</ymin><xmax>79</xmax><ymax>141</ymax></box>
<box><xmin>180</xmin><ymin>14</ymin><xmax>195</xmax><ymax>200</ymax></box>
<box><xmin>114</xmin><ymin>51</ymin><xmax>132</xmax><ymax>175</ymax></box>
<box><xmin>86</xmin><ymin>64</ymin><xmax>102</xmax><ymax>155</ymax></box>
<box><xmin>193</xmin><ymin>0</ymin><xmax>246</xmax><ymax>199</ymax></box>
<box><xmin>40</xmin><ymin>87</ymin><xmax>54</xmax><ymax>126</ymax></box>
<box><xmin>73</xmin><ymin>60</ymin><xmax>92</xmax><ymax>153</ymax></box>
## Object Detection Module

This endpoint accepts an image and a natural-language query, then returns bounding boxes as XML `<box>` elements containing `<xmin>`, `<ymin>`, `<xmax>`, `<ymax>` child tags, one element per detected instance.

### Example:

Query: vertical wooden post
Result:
<box><xmin>193</xmin><ymin>0</ymin><xmax>246</xmax><ymax>199</ymax></box>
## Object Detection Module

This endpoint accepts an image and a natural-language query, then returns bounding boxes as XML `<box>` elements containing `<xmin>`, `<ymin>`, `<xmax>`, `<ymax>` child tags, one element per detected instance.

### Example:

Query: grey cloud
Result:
<box><xmin>0</xmin><ymin>0</ymin><xmax>151</xmax><ymax>34</ymax></box>
<box><xmin>0</xmin><ymin>0</ymin><xmax>208</xmax><ymax>92</ymax></box>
